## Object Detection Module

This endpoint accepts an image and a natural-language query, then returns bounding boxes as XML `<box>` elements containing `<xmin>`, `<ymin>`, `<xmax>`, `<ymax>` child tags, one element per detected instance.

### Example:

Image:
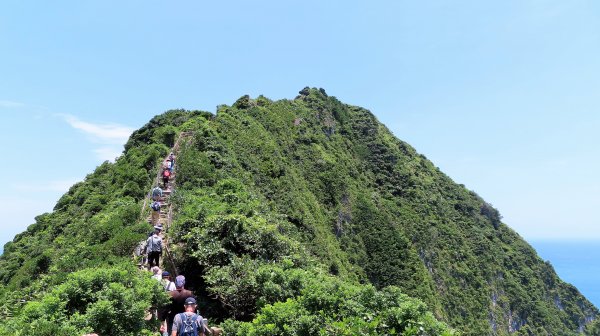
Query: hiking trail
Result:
<box><xmin>136</xmin><ymin>131</ymin><xmax>194</xmax><ymax>275</ymax></box>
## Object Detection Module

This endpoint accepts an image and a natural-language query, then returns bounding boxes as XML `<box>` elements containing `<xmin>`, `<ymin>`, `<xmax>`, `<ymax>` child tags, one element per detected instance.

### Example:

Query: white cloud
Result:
<box><xmin>56</xmin><ymin>114</ymin><xmax>134</xmax><ymax>162</ymax></box>
<box><xmin>58</xmin><ymin>114</ymin><xmax>134</xmax><ymax>145</ymax></box>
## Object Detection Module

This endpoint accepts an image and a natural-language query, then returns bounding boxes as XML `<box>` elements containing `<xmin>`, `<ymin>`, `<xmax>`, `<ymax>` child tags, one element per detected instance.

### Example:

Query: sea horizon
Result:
<box><xmin>530</xmin><ymin>239</ymin><xmax>600</xmax><ymax>309</ymax></box>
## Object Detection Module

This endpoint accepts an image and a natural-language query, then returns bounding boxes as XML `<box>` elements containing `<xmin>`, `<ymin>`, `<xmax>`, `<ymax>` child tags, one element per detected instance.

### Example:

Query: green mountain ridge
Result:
<box><xmin>0</xmin><ymin>88</ymin><xmax>598</xmax><ymax>335</ymax></box>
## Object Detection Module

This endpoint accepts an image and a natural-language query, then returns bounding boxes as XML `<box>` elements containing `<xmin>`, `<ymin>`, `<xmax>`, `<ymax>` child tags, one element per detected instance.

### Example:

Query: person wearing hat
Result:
<box><xmin>151</xmin><ymin>266</ymin><xmax>162</xmax><ymax>281</ymax></box>
<box><xmin>146</xmin><ymin>226</ymin><xmax>163</xmax><ymax>269</ymax></box>
<box><xmin>160</xmin><ymin>275</ymin><xmax>195</xmax><ymax>335</ymax></box>
<box><xmin>161</xmin><ymin>271</ymin><xmax>176</xmax><ymax>291</ymax></box>
<box><xmin>170</xmin><ymin>297</ymin><xmax>210</xmax><ymax>336</ymax></box>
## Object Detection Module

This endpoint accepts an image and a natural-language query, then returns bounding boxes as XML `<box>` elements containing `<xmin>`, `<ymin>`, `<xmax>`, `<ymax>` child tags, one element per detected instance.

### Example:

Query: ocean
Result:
<box><xmin>530</xmin><ymin>240</ymin><xmax>600</xmax><ymax>308</ymax></box>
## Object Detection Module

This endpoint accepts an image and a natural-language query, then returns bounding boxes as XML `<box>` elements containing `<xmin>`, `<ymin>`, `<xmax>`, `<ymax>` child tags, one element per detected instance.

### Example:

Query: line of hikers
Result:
<box><xmin>147</xmin><ymin>271</ymin><xmax>217</xmax><ymax>336</ymax></box>
<box><xmin>147</xmin><ymin>153</ymin><xmax>175</xmax><ymax>271</ymax></box>
<box><xmin>148</xmin><ymin>183</ymin><xmax>168</xmax><ymax>268</ymax></box>
<box><xmin>145</xmin><ymin>152</ymin><xmax>220</xmax><ymax>335</ymax></box>
<box><xmin>82</xmin><ymin>277</ymin><xmax>214</xmax><ymax>336</ymax></box>
<box><xmin>162</xmin><ymin>153</ymin><xmax>175</xmax><ymax>189</ymax></box>
<box><xmin>146</xmin><ymin>245</ymin><xmax>221</xmax><ymax>335</ymax></box>
<box><xmin>149</xmin><ymin>153</ymin><xmax>174</xmax><ymax>226</ymax></box>
<box><xmin>137</xmin><ymin>150</ymin><xmax>218</xmax><ymax>335</ymax></box>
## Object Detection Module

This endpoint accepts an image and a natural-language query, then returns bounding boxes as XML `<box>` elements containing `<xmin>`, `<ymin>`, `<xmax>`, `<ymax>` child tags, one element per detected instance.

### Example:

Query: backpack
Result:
<box><xmin>162</xmin><ymin>279</ymin><xmax>174</xmax><ymax>291</ymax></box>
<box><xmin>178</xmin><ymin>313</ymin><xmax>199</xmax><ymax>336</ymax></box>
<box><xmin>163</xmin><ymin>170</ymin><xmax>171</xmax><ymax>177</ymax></box>
<box><xmin>148</xmin><ymin>235</ymin><xmax>162</xmax><ymax>252</ymax></box>
<box><xmin>151</xmin><ymin>201</ymin><xmax>161</xmax><ymax>211</ymax></box>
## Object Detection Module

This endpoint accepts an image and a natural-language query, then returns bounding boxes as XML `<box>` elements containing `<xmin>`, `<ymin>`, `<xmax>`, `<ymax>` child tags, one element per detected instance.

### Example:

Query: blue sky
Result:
<box><xmin>1</xmin><ymin>0</ymin><xmax>600</xmax><ymax>297</ymax></box>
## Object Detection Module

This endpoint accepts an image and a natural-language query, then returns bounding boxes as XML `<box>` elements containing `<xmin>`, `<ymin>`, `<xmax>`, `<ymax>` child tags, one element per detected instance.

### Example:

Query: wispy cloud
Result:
<box><xmin>57</xmin><ymin>114</ymin><xmax>134</xmax><ymax>162</ymax></box>
<box><xmin>58</xmin><ymin>114</ymin><xmax>134</xmax><ymax>145</ymax></box>
<box><xmin>0</xmin><ymin>100</ymin><xmax>25</xmax><ymax>108</ymax></box>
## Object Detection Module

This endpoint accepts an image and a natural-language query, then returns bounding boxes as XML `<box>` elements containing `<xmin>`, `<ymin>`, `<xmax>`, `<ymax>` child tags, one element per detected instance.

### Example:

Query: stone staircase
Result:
<box><xmin>136</xmin><ymin>132</ymin><xmax>194</xmax><ymax>275</ymax></box>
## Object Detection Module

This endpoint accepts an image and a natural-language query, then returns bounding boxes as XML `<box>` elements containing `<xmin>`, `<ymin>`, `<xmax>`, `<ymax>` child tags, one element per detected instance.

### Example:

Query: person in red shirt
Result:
<box><xmin>162</xmin><ymin>168</ymin><xmax>171</xmax><ymax>189</ymax></box>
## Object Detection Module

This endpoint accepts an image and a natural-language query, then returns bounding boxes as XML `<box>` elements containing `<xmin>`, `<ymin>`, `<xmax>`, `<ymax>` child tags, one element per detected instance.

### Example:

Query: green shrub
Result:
<box><xmin>221</xmin><ymin>268</ymin><xmax>457</xmax><ymax>335</ymax></box>
<box><xmin>186</xmin><ymin>214</ymin><xmax>294</xmax><ymax>269</ymax></box>
<box><xmin>6</xmin><ymin>265</ymin><xmax>168</xmax><ymax>336</ymax></box>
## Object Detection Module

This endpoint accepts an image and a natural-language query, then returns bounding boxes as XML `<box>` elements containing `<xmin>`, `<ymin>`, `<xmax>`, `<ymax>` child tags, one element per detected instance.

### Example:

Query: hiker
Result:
<box><xmin>163</xmin><ymin>168</ymin><xmax>171</xmax><ymax>189</ymax></box>
<box><xmin>152</xmin><ymin>185</ymin><xmax>163</xmax><ymax>201</ymax></box>
<box><xmin>151</xmin><ymin>200</ymin><xmax>161</xmax><ymax>225</ymax></box>
<box><xmin>146</xmin><ymin>226</ymin><xmax>163</xmax><ymax>269</ymax></box>
<box><xmin>149</xmin><ymin>226</ymin><xmax>162</xmax><ymax>237</ymax></box>
<box><xmin>169</xmin><ymin>297</ymin><xmax>210</xmax><ymax>336</ymax></box>
<box><xmin>149</xmin><ymin>222</ymin><xmax>163</xmax><ymax>237</ymax></box>
<box><xmin>169</xmin><ymin>153</ymin><xmax>175</xmax><ymax>172</ymax></box>
<box><xmin>151</xmin><ymin>266</ymin><xmax>162</xmax><ymax>281</ymax></box>
<box><xmin>160</xmin><ymin>275</ymin><xmax>195</xmax><ymax>335</ymax></box>
<box><xmin>134</xmin><ymin>240</ymin><xmax>148</xmax><ymax>268</ymax></box>
<box><xmin>161</xmin><ymin>271</ymin><xmax>176</xmax><ymax>291</ymax></box>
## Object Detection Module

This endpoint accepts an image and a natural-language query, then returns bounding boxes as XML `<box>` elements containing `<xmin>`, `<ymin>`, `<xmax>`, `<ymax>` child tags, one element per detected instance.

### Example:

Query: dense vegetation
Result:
<box><xmin>0</xmin><ymin>89</ymin><xmax>597</xmax><ymax>335</ymax></box>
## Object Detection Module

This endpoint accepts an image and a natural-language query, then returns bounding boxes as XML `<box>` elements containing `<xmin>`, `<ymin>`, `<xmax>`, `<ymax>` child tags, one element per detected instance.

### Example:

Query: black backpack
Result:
<box><xmin>178</xmin><ymin>313</ymin><xmax>199</xmax><ymax>336</ymax></box>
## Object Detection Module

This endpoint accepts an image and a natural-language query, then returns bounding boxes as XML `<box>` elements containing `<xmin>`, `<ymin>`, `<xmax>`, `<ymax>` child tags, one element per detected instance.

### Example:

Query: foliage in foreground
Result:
<box><xmin>0</xmin><ymin>265</ymin><xmax>168</xmax><ymax>336</ymax></box>
<box><xmin>214</xmin><ymin>260</ymin><xmax>456</xmax><ymax>336</ymax></box>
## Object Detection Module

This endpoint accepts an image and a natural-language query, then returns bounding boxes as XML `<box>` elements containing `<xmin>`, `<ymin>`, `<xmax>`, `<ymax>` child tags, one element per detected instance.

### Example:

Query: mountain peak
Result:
<box><xmin>0</xmin><ymin>91</ymin><xmax>597</xmax><ymax>335</ymax></box>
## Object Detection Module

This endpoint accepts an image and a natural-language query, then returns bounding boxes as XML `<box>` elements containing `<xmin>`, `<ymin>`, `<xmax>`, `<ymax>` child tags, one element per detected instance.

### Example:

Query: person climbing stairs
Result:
<box><xmin>132</xmin><ymin>132</ymin><xmax>224</xmax><ymax>336</ymax></box>
<box><xmin>135</xmin><ymin>133</ymin><xmax>192</xmax><ymax>273</ymax></box>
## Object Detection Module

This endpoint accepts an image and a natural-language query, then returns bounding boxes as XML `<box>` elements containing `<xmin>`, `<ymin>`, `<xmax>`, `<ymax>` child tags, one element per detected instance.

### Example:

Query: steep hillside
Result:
<box><xmin>0</xmin><ymin>89</ymin><xmax>597</xmax><ymax>335</ymax></box>
<box><xmin>0</xmin><ymin>112</ymin><xmax>192</xmax><ymax>335</ymax></box>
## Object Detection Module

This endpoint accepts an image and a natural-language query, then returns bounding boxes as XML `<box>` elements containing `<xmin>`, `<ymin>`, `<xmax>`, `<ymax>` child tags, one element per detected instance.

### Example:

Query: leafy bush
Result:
<box><xmin>0</xmin><ymin>265</ymin><xmax>168</xmax><ymax>336</ymax></box>
<box><xmin>186</xmin><ymin>214</ymin><xmax>293</xmax><ymax>268</ymax></box>
<box><xmin>221</xmin><ymin>269</ymin><xmax>456</xmax><ymax>335</ymax></box>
